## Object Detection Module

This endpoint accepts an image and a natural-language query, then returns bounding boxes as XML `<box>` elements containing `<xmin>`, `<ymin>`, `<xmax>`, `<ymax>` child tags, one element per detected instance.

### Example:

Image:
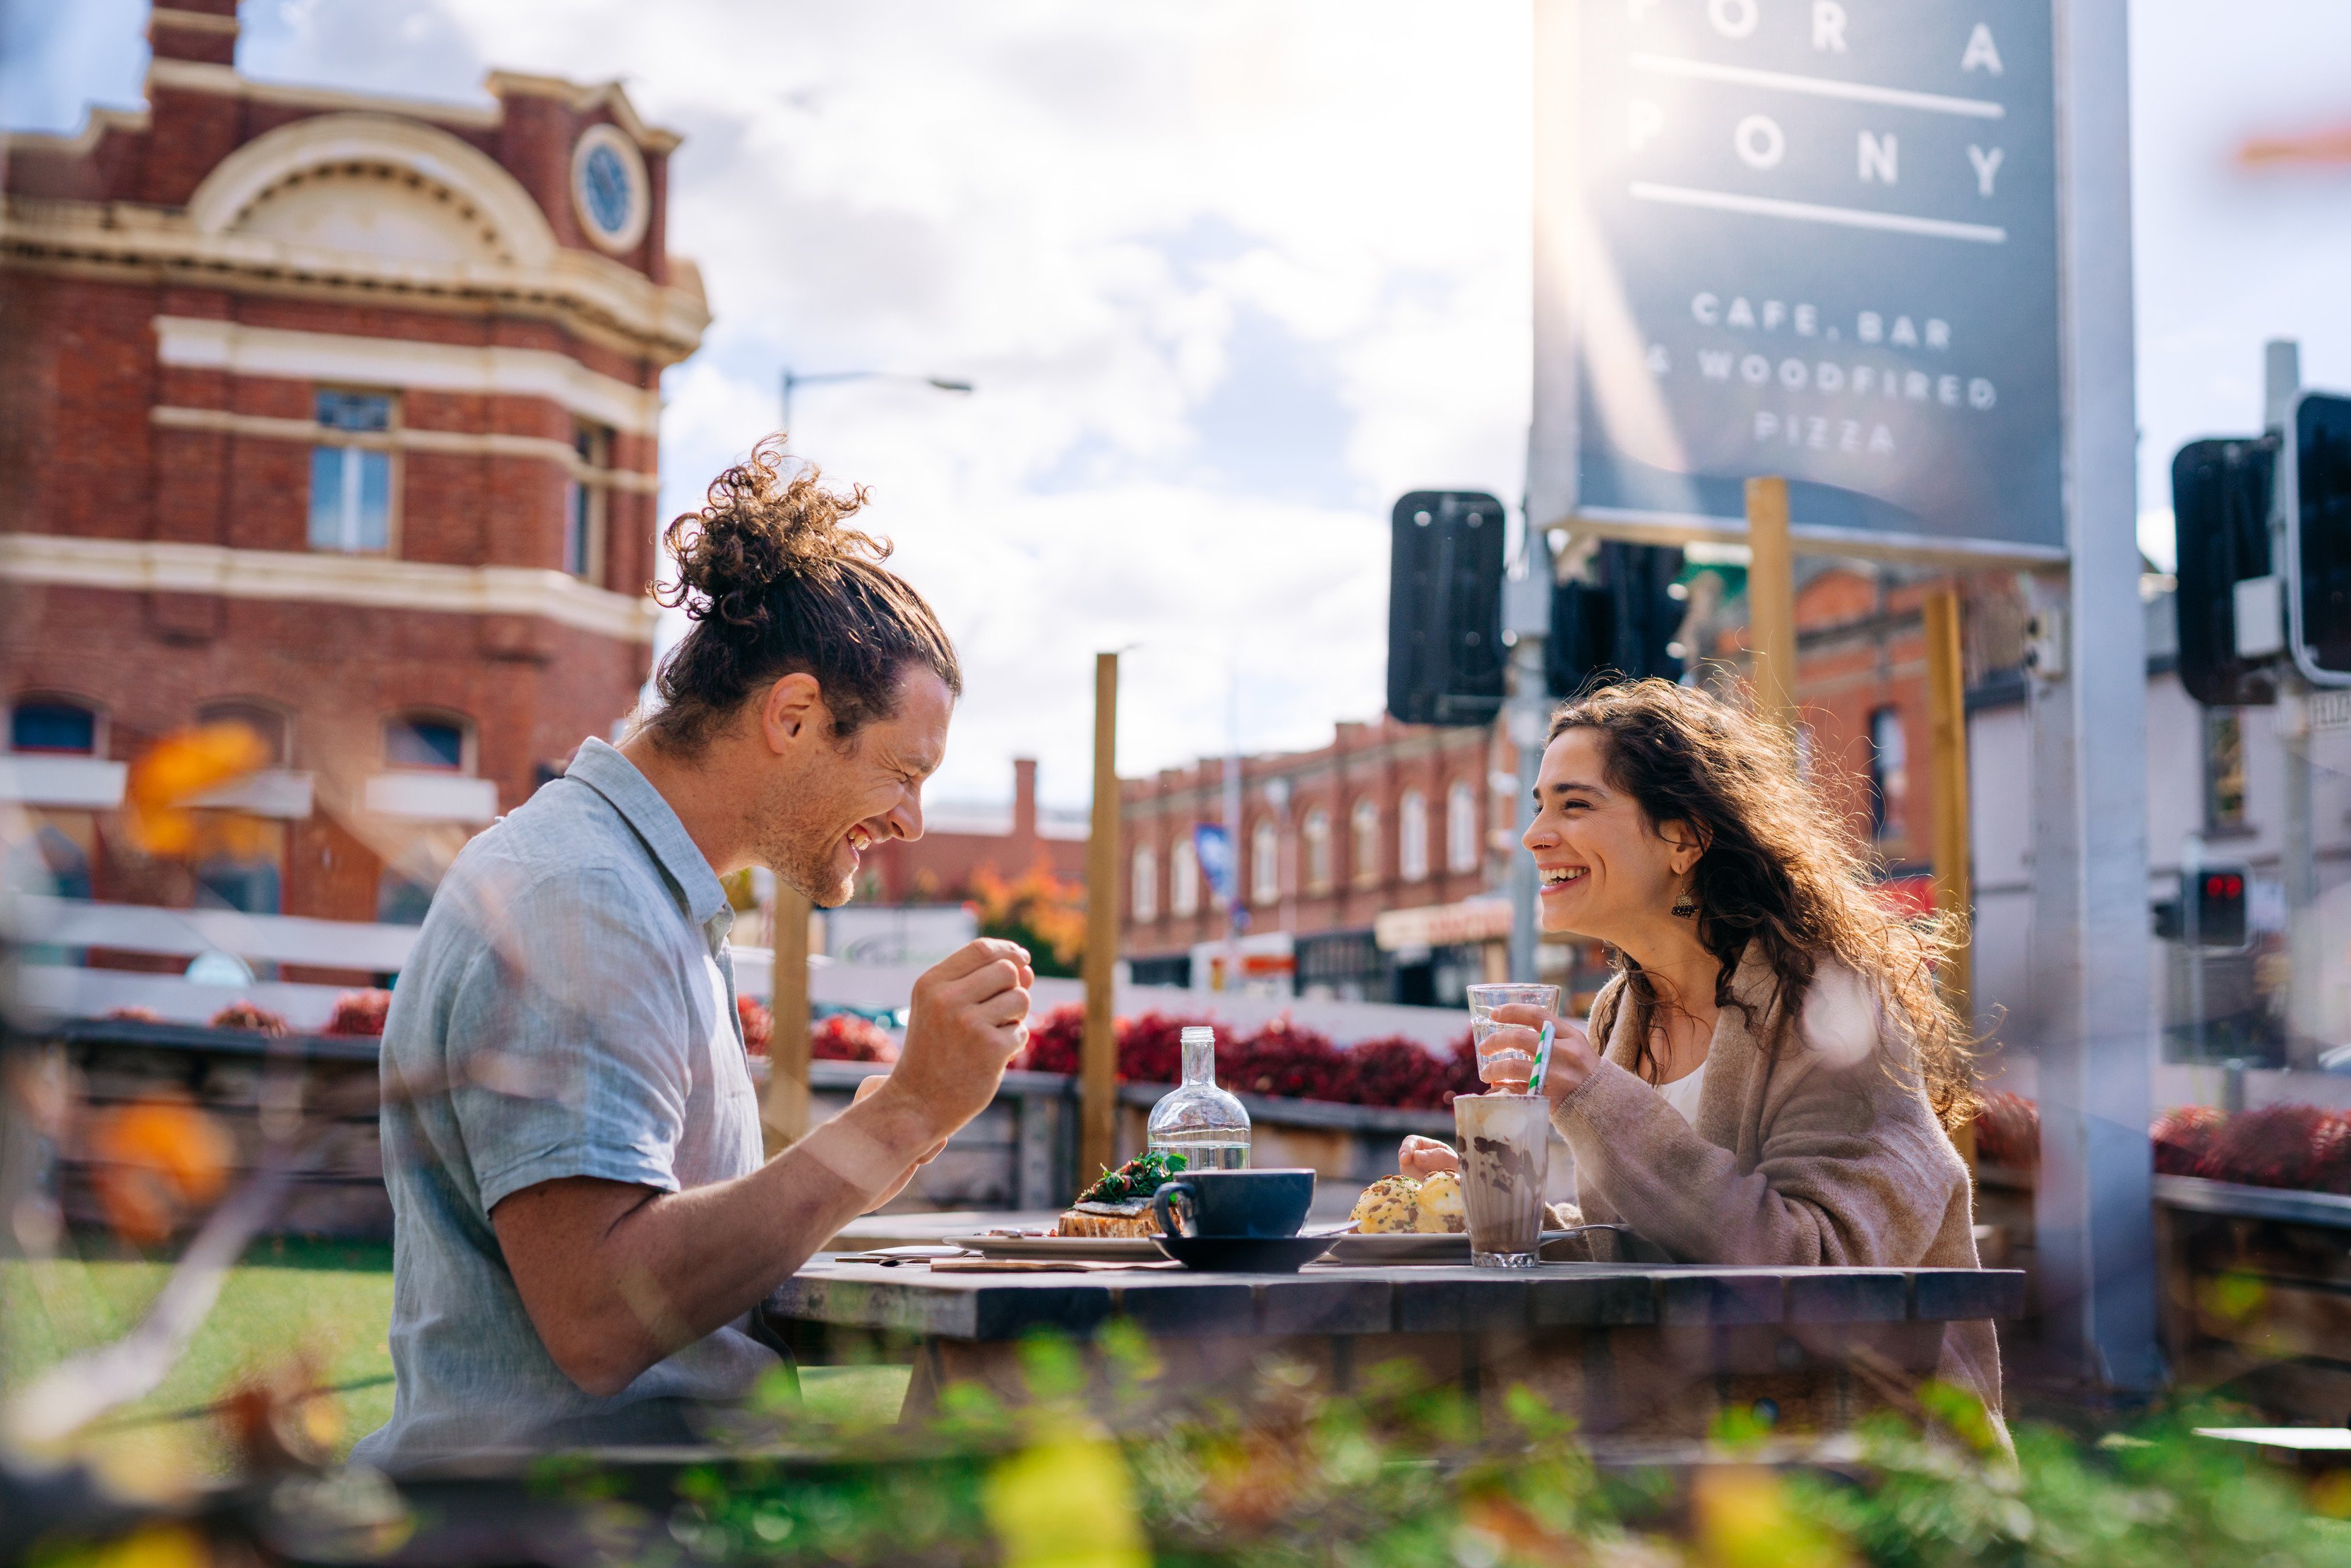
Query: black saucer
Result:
<box><xmin>1154</xmin><ymin>1233</ymin><xmax>1335</xmax><ymax>1274</ymax></box>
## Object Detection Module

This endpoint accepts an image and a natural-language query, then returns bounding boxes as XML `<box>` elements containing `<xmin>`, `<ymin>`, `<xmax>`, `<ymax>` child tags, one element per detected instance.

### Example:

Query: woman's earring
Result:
<box><xmin>1670</xmin><ymin>893</ymin><xmax>1697</xmax><ymax>918</ymax></box>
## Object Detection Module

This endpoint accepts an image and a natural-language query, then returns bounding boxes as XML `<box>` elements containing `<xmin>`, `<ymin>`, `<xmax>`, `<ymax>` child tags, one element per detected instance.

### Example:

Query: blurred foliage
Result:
<box><xmin>121</xmin><ymin>724</ymin><xmax>269</xmax><ymax>859</ymax></box>
<box><xmin>84</xmin><ymin>1097</ymin><xmax>232</xmax><ymax>1245</ymax></box>
<box><xmin>969</xmin><ymin>862</ymin><xmax>1086</xmax><ymax>978</ymax></box>
<box><xmin>602</xmin><ymin>1351</ymin><xmax>2351</xmax><ymax>1568</ymax></box>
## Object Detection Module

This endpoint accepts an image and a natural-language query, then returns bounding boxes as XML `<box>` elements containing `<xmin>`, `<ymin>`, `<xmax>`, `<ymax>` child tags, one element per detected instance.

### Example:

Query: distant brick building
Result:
<box><xmin>852</xmin><ymin>758</ymin><xmax>1088</xmax><ymax>904</ymax></box>
<box><xmin>0</xmin><ymin>1</ymin><xmax>705</xmax><ymax>932</ymax></box>
<box><xmin>1120</xmin><ymin>717</ymin><xmax>1518</xmax><ymax>1005</ymax></box>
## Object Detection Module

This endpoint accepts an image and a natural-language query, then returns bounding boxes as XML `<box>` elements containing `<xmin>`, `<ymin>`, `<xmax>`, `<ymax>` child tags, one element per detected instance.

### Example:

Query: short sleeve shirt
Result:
<box><xmin>350</xmin><ymin>738</ymin><xmax>772</xmax><ymax>1469</ymax></box>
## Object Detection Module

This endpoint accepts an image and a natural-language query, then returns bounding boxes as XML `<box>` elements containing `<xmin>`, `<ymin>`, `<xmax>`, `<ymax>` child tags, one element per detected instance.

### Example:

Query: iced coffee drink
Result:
<box><xmin>1453</xmin><ymin>1091</ymin><xmax>1551</xmax><ymax>1267</ymax></box>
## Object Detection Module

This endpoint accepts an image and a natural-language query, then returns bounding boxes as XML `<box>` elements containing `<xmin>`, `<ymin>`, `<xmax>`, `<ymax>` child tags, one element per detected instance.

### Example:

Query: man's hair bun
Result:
<box><xmin>661</xmin><ymin>435</ymin><xmax>887</xmax><ymax>632</ymax></box>
<box><xmin>645</xmin><ymin>434</ymin><xmax>959</xmax><ymax>750</ymax></box>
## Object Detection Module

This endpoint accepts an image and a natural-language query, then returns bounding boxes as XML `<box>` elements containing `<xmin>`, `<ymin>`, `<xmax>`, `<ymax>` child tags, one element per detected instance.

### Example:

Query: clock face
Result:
<box><xmin>570</xmin><ymin>124</ymin><xmax>649</xmax><ymax>253</ymax></box>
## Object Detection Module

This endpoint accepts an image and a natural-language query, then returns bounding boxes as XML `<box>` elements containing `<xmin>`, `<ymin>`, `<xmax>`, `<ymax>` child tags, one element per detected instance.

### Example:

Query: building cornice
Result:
<box><xmin>148</xmin><ymin>406</ymin><xmax>660</xmax><ymax>492</ymax></box>
<box><xmin>152</xmin><ymin>316</ymin><xmax>664</xmax><ymax>437</ymax></box>
<box><xmin>143</xmin><ymin>59</ymin><xmax>505</xmax><ymax>131</ymax></box>
<box><xmin>0</xmin><ymin>534</ymin><xmax>659</xmax><ymax>644</ymax></box>
<box><xmin>2</xmin><ymin>196</ymin><xmax>707</xmax><ymax>362</ymax></box>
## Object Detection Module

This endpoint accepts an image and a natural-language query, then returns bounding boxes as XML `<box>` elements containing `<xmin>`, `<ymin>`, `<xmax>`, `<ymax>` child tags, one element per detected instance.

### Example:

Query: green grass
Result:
<box><xmin>2</xmin><ymin>1234</ymin><xmax>909</xmax><ymax>1476</ymax></box>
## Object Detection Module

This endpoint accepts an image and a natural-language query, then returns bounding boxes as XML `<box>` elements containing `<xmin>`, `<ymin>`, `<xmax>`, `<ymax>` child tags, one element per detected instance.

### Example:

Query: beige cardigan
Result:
<box><xmin>1553</xmin><ymin>943</ymin><xmax>2004</xmax><ymax>1425</ymax></box>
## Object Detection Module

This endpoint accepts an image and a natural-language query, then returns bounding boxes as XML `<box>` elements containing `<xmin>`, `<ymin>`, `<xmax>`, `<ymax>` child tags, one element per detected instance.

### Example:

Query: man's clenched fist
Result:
<box><xmin>876</xmin><ymin>938</ymin><xmax>1034</xmax><ymax>1142</ymax></box>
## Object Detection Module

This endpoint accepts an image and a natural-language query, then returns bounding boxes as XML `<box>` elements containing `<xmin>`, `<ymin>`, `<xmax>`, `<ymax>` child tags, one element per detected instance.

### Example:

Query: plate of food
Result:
<box><xmin>944</xmin><ymin>1150</ymin><xmax>1190</xmax><ymax>1262</ymax></box>
<box><xmin>1328</xmin><ymin>1173</ymin><xmax>1618</xmax><ymax>1263</ymax></box>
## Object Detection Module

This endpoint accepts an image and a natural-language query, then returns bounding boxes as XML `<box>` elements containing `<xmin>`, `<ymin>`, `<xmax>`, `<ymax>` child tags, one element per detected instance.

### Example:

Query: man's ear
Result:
<box><xmin>758</xmin><ymin>673</ymin><xmax>828</xmax><ymax>755</ymax></box>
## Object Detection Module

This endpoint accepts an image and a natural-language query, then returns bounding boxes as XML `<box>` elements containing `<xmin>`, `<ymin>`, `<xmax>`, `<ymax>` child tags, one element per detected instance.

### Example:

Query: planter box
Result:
<box><xmin>2154</xmin><ymin>1173</ymin><xmax>2351</xmax><ymax>1423</ymax></box>
<box><xmin>38</xmin><ymin>1018</ymin><xmax>1496</xmax><ymax>1238</ymax></box>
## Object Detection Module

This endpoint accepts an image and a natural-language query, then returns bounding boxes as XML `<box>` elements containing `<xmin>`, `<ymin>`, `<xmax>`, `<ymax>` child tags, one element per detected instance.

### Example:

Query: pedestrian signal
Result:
<box><xmin>2187</xmin><ymin>865</ymin><xmax>2249</xmax><ymax>950</ymax></box>
<box><xmin>1387</xmin><ymin>491</ymin><xmax>1506</xmax><ymax>726</ymax></box>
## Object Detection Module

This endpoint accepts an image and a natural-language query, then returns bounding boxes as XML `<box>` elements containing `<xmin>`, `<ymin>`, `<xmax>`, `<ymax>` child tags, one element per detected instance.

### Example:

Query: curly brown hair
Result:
<box><xmin>644</xmin><ymin>436</ymin><xmax>960</xmax><ymax>751</ymax></box>
<box><xmin>1554</xmin><ymin>678</ymin><xmax>1980</xmax><ymax>1132</ymax></box>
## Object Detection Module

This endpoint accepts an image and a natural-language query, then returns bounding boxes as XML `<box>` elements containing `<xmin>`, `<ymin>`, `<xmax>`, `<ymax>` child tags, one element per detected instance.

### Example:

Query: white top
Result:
<box><xmin>1656</xmin><ymin>1058</ymin><xmax>1708</xmax><ymax>1126</ymax></box>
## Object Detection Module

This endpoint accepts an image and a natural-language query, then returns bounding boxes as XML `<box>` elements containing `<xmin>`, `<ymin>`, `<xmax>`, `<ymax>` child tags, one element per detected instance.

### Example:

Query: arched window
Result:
<box><xmin>198</xmin><ymin>700</ymin><xmax>289</xmax><ymax>766</ymax></box>
<box><xmin>1399</xmin><ymin>791</ymin><xmax>1429</xmax><ymax>882</ymax></box>
<box><xmin>1250</xmin><ymin>818</ymin><xmax>1280</xmax><ymax>906</ymax></box>
<box><xmin>1302</xmin><ymin>810</ymin><xmax>1332</xmax><ymax>894</ymax></box>
<box><xmin>1171</xmin><ymin>833</ymin><xmax>1200</xmax><ymax>917</ymax></box>
<box><xmin>8</xmin><ymin>697</ymin><xmax>99</xmax><ymax>755</ymax></box>
<box><xmin>1351</xmin><ymin>798</ymin><xmax>1381</xmax><ymax>887</ymax></box>
<box><xmin>1447</xmin><ymin>780</ymin><xmax>1478</xmax><ymax>873</ymax></box>
<box><xmin>1131</xmin><ymin>843</ymin><xmax>1158</xmax><ymax>923</ymax></box>
<box><xmin>385</xmin><ymin>712</ymin><xmax>470</xmax><ymax>772</ymax></box>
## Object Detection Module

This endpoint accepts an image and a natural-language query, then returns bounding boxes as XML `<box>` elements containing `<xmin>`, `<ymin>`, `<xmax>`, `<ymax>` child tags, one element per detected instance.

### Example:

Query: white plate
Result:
<box><xmin>943</xmin><ymin>1233</ymin><xmax>1167</xmax><ymax>1262</ymax></box>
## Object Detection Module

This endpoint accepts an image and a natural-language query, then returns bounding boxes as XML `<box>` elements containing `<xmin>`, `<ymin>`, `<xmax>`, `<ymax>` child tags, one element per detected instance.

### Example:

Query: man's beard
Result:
<box><xmin>762</xmin><ymin>818</ymin><xmax>854</xmax><ymax>908</ymax></box>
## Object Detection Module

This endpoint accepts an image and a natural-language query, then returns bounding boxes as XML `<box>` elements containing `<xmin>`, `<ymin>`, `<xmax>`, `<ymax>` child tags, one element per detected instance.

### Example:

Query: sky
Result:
<box><xmin>6</xmin><ymin>0</ymin><xmax>2350</xmax><ymax>807</ymax></box>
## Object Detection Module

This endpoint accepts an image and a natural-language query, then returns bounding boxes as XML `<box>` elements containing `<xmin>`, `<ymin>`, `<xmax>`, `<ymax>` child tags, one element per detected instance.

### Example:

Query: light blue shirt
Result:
<box><xmin>352</xmin><ymin>738</ymin><xmax>773</xmax><ymax>1468</ymax></box>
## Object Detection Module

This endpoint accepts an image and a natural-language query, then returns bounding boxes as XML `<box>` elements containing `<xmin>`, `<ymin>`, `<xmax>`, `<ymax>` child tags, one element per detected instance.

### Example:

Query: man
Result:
<box><xmin>354</xmin><ymin>442</ymin><xmax>1026</xmax><ymax>1465</ymax></box>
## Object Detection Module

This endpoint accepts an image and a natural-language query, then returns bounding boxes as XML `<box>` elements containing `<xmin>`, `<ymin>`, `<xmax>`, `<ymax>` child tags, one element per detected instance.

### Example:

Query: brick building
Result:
<box><xmin>1120</xmin><ymin>717</ymin><xmax>1519</xmax><ymax>1005</ymax></box>
<box><xmin>0</xmin><ymin>1</ymin><xmax>705</xmax><ymax>933</ymax></box>
<box><xmin>851</xmin><ymin>757</ymin><xmax>1088</xmax><ymax>904</ymax></box>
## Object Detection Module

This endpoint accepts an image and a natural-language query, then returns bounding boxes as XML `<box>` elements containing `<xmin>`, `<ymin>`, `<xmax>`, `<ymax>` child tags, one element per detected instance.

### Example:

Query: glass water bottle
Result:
<box><xmin>1146</xmin><ymin>1026</ymin><xmax>1252</xmax><ymax>1170</ymax></box>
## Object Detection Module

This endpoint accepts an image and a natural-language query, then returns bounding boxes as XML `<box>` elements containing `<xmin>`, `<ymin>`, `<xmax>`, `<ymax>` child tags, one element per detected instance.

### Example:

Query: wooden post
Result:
<box><xmin>762</xmin><ymin>882</ymin><xmax>813</xmax><ymax>1154</ymax></box>
<box><xmin>1081</xmin><ymin>652</ymin><xmax>1120</xmax><ymax>1186</ymax></box>
<box><xmin>1743</xmin><ymin>477</ymin><xmax>1798</xmax><ymax>731</ymax></box>
<box><xmin>1922</xmin><ymin>586</ymin><xmax>1974</xmax><ymax>1023</ymax></box>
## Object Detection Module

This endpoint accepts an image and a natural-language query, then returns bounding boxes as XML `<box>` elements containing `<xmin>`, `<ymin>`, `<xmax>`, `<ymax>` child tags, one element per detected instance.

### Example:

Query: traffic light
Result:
<box><xmin>1545</xmin><ymin>541</ymin><xmax>1687</xmax><ymax>697</ymax></box>
<box><xmin>2171</xmin><ymin>436</ymin><xmax>2278</xmax><ymax>706</ymax></box>
<box><xmin>1386</xmin><ymin>491</ymin><xmax>1506</xmax><ymax>726</ymax></box>
<box><xmin>2292</xmin><ymin>392</ymin><xmax>2351</xmax><ymax>682</ymax></box>
<box><xmin>2187</xmin><ymin>865</ymin><xmax>2249</xmax><ymax>949</ymax></box>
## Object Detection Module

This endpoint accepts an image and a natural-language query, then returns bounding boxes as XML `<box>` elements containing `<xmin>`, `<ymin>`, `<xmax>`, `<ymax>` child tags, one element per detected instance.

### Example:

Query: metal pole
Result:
<box><xmin>1082</xmin><ymin>652</ymin><xmax>1121</xmax><ymax>1182</ymax></box>
<box><xmin>1922</xmin><ymin>587</ymin><xmax>1973</xmax><ymax>1024</ymax></box>
<box><xmin>2182</xmin><ymin>832</ymin><xmax>2206</xmax><ymax>1060</ymax></box>
<box><xmin>762</xmin><ymin>882</ymin><xmax>813</xmax><ymax>1154</ymax></box>
<box><xmin>2266</xmin><ymin>340</ymin><xmax>2321</xmax><ymax>1066</ymax></box>
<box><xmin>1506</xmin><ymin>640</ymin><xmax>1548</xmax><ymax>983</ymax></box>
<box><xmin>1222</xmin><ymin>671</ymin><xmax>1243</xmax><ymax>992</ymax></box>
<box><xmin>2028</xmin><ymin>0</ymin><xmax>2156</xmax><ymax>1393</ymax></box>
<box><xmin>1744</xmin><ymin>478</ymin><xmax>1798</xmax><ymax>732</ymax></box>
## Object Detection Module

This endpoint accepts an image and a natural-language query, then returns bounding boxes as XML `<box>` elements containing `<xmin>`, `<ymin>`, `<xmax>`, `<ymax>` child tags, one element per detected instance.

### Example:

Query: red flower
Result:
<box><xmin>322</xmin><ymin>989</ymin><xmax>392</xmax><ymax>1037</ymax></box>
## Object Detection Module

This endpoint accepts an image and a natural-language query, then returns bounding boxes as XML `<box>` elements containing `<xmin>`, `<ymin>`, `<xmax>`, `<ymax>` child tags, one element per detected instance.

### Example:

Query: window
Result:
<box><xmin>1867</xmin><ymin>706</ymin><xmax>1907</xmax><ymax>839</ymax></box>
<box><xmin>377</xmin><ymin>866</ymin><xmax>438</xmax><ymax>926</ymax></box>
<box><xmin>198</xmin><ymin>854</ymin><xmax>282</xmax><ymax>916</ymax></box>
<box><xmin>1351</xmin><ymin>798</ymin><xmax>1381</xmax><ymax>887</ymax></box>
<box><xmin>564</xmin><ymin>423</ymin><xmax>611</xmax><ymax>582</ymax></box>
<box><xmin>198</xmin><ymin>701</ymin><xmax>287</xmax><ymax>767</ymax></box>
<box><xmin>1399</xmin><ymin>791</ymin><xmax>1429</xmax><ymax>882</ymax></box>
<box><xmin>1302</xmin><ymin>810</ymin><xmax>1332</xmax><ymax>894</ymax></box>
<box><xmin>1446</xmin><ymin>780</ymin><xmax>1478</xmax><ymax>873</ymax></box>
<box><xmin>1171</xmin><ymin>834</ymin><xmax>1200</xmax><ymax>917</ymax></box>
<box><xmin>1251</xmin><ymin>818</ymin><xmax>1280</xmax><ymax>906</ymax></box>
<box><xmin>2204</xmin><ymin>708</ymin><xmax>2247</xmax><ymax>832</ymax></box>
<box><xmin>1132</xmin><ymin>844</ymin><xmax>1158</xmax><ymax>923</ymax></box>
<box><xmin>385</xmin><ymin>713</ymin><xmax>467</xmax><ymax>772</ymax></box>
<box><xmin>309</xmin><ymin>390</ymin><xmax>394</xmax><ymax>553</ymax></box>
<box><xmin>8</xmin><ymin>698</ymin><xmax>97</xmax><ymax>755</ymax></box>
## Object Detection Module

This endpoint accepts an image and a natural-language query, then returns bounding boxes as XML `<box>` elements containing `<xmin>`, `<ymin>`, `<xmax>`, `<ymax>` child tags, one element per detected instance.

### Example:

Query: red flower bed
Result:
<box><xmin>813</xmin><ymin>1013</ymin><xmax>897</xmax><ymax>1064</ymax></box>
<box><xmin>2001</xmin><ymin>1096</ymin><xmax>2351</xmax><ymax>1197</ymax></box>
<box><xmin>1010</xmin><ymin>1004</ymin><xmax>1476</xmax><ymax>1111</ymax></box>
<box><xmin>322</xmin><ymin>989</ymin><xmax>392</xmax><ymax>1038</ymax></box>
<box><xmin>208</xmin><ymin>1000</ymin><xmax>289</xmax><ymax>1036</ymax></box>
<box><xmin>1970</xmin><ymin>1091</ymin><xmax>2040</xmax><ymax>1169</ymax></box>
<box><xmin>734</xmin><ymin>999</ymin><xmax>897</xmax><ymax>1063</ymax></box>
<box><xmin>738</xmin><ymin>995</ymin><xmax>774</xmax><ymax>1056</ymax></box>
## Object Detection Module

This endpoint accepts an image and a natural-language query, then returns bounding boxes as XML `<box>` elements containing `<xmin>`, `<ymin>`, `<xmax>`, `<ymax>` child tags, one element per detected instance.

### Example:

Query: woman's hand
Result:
<box><xmin>1480</xmin><ymin>1002</ymin><xmax>1599</xmax><ymax>1109</ymax></box>
<box><xmin>1399</xmin><ymin>1134</ymin><xmax>1459</xmax><ymax>1178</ymax></box>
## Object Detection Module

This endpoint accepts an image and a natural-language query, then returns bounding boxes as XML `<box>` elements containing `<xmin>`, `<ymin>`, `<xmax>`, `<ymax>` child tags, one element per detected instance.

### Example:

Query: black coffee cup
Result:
<box><xmin>1152</xmin><ymin>1168</ymin><xmax>1315</xmax><ymax>1239</ymax></box>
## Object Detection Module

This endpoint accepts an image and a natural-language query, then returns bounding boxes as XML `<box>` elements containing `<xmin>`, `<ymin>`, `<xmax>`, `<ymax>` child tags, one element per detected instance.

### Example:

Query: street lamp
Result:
<box><xmin>779</xmin><ymin>366</ymin><xmax>974</xmax><ymax>448</ymax></box>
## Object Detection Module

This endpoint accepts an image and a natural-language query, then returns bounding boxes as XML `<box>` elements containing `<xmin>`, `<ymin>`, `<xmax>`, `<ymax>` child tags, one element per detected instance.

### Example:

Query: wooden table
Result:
<box><xmin>771</xmin><ymin>1256</ymin><xmax>2024</xmax><ymax>1439</ymax></box>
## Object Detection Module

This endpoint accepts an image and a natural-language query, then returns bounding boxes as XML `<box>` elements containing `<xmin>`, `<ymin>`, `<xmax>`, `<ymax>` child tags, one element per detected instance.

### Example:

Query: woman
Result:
<box><xmin>1402</xmin><ymin>678</ymin><xmax>2000</xmax><ymax>1423</ymax></box>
